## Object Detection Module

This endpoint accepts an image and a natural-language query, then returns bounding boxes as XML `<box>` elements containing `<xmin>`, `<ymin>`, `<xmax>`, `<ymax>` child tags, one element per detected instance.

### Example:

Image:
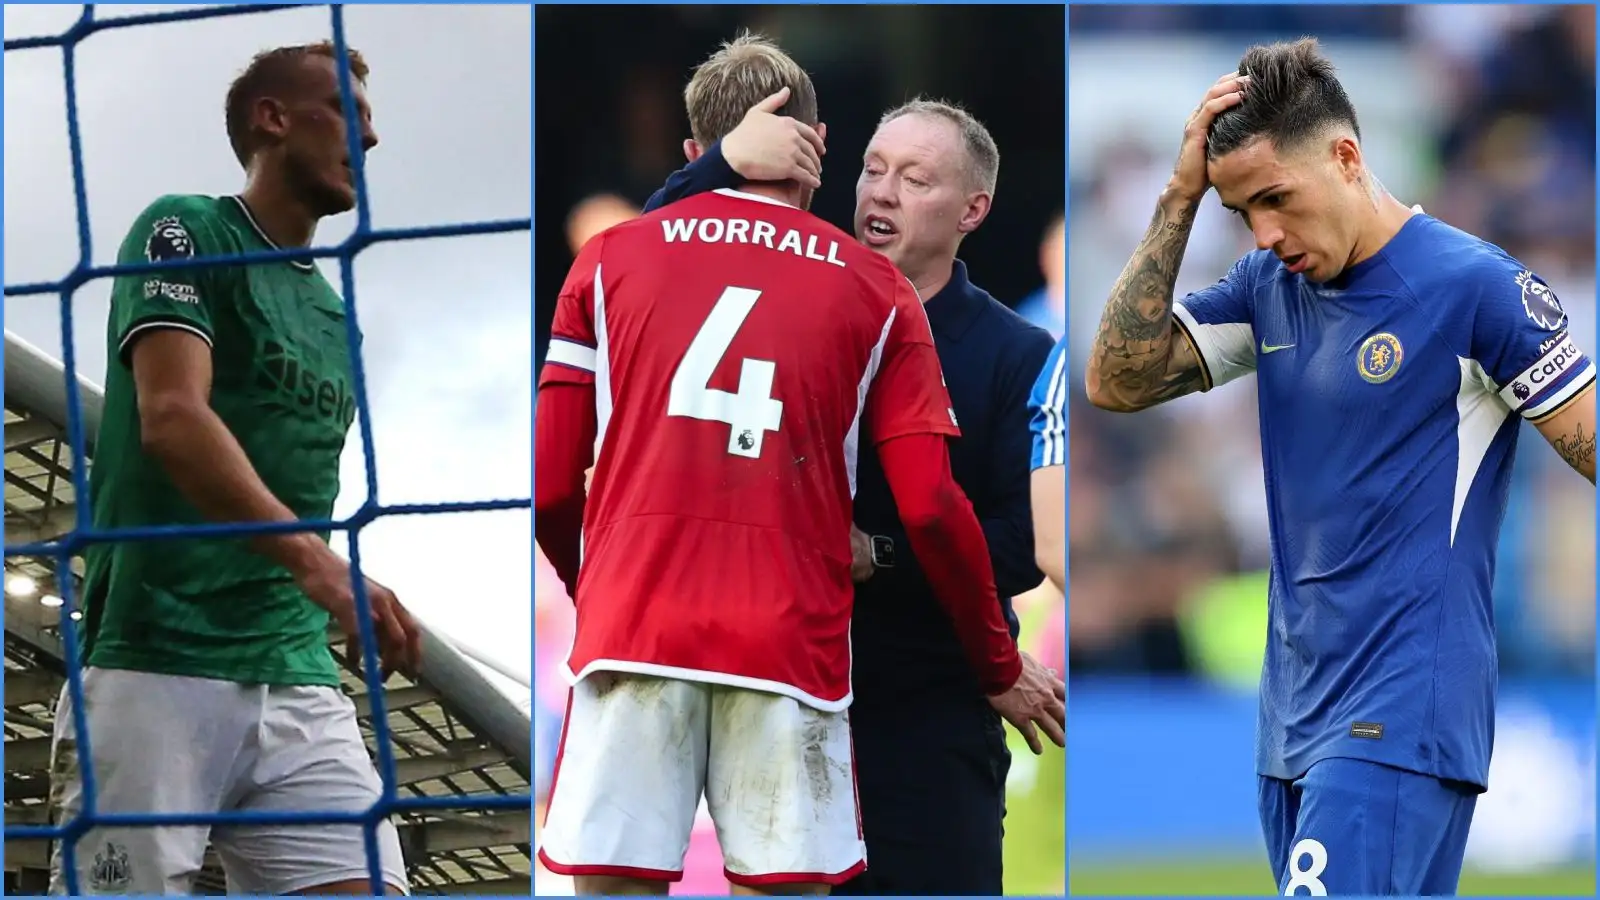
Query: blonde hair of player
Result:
<box><xmin>683</xmin><ymin>31</ymin><xmax>820</xmax><ymax>150</ymax></box>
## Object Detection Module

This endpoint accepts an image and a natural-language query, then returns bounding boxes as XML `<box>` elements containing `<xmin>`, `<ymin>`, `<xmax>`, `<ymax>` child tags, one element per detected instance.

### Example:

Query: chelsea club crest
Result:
<box><xmin>1357</xmin><ymin>332</ymin><xmax>1404</xmax><ymax>384</ymax></box>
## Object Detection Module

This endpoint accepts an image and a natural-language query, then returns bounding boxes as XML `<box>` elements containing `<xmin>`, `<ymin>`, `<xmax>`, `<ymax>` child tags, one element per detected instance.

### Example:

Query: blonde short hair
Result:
<box><xmin>879</xmin><ymin>98</ymin><xmax>1000</xmax><ymax>196</ymax></box>
<box><xmin>684</xmin><ymin>31</ymin><xmax>818</xmax><ymax>148</ymax></box>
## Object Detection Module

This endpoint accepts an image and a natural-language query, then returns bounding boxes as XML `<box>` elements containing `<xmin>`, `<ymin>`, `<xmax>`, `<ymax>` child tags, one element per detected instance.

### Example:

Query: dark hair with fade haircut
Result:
<box><xmin>225</xmin><ymin>41</ymin><xmax>369</xmax><ymax>169</ymax></box>
<box><xmin>1206</xmin><ymin>37</ymin><xmax>1360</xmax><ymax>161</ymax></box>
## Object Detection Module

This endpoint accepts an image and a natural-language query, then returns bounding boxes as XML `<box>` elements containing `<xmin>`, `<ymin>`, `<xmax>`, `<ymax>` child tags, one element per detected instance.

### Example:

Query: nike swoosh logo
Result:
<box><xmin>1260</xmin><ymin>341</ymin><xmax>1295</xmax><ymax>354</ymax></box>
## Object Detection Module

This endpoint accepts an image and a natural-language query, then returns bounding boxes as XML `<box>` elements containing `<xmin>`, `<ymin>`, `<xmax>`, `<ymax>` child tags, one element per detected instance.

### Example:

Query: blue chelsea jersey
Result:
<box><xmin>1173</xmin><ymin>213</ymin><xmax>1595</xmax><ymax>791</ymax></box>
<box><xmin>1029</xmin><ymin>335</ymin><xmax>1069</xmax><ymax>471</ymax></box>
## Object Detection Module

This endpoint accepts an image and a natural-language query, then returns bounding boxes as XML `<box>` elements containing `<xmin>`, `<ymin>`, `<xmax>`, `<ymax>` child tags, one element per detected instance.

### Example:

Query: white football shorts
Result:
<box><xmin>537</xmin><ymin>671</ymin><xmax>866</xmax><ymax>887</ymax></box>
<box><xmin>47</xmin><ymin>666</ymin><xmax>409</xmax><ymax>896</ymax></box>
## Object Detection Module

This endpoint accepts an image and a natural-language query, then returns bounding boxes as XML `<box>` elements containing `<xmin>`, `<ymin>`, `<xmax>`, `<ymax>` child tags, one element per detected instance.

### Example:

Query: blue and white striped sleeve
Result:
<box><xmin>1029</xmin><ymin>336</ymin><xmax>1069</xmax><ymax>470</ymax></box>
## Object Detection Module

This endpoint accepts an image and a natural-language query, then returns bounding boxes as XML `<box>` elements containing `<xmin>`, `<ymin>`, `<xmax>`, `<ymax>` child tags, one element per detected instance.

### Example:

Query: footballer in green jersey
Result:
<box><xmin>83</xmin><ymin>192</ymin><xmax>358</xmax><ymax>686</ymax></box>
<box><xmin>49</xmin><ymin>42</ymin><xmax>417</xmax><ymax>898</ymax></box>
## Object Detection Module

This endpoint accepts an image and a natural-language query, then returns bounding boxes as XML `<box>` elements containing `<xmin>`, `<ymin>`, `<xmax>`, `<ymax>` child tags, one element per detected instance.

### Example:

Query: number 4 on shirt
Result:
<box><xmin>668</xmin><ymin>286</ymin><xmax>784</xmax><ymax>459</ymax></box>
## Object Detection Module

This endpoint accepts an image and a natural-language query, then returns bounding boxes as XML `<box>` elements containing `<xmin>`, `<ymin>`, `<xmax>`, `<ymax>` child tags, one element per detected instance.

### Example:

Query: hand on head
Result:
<box><xmin>720</xmin><ymin>86</ymin><xmax>828</xmax><ymax>189</ymax></box>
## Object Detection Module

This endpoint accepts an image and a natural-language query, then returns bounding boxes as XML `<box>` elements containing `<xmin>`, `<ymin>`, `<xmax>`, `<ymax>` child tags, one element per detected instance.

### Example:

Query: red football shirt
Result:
<box><xmin>539</xmin><ymin>188</ymin><xmax>959</xmax><ymax>710</ymax></box>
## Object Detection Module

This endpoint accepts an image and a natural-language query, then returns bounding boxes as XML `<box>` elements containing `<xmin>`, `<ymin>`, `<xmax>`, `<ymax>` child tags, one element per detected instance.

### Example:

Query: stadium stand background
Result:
<box><xmin>4</xmin><ymin>5</ymin><xmax>533</xmax><ymax>894</ymax></box>
<box><xmin>1066</xmin><ymin>6</ymin><xmax>1597</xmax><ymax>896</ymax></box>
<box><xmin>533</xmin><ymin>5</ymin><xmax>1065</xmax><ymax>894</ymax></box>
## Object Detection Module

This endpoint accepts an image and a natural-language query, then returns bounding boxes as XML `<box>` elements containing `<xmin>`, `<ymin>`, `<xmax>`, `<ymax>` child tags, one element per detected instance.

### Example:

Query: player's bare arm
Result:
<box><xmin>1534</xmin><ymin>382</ymin><xmax>1597</xmax><ymax>483</ymax></box>
<box><xmin>1030</xmin><ymin>465</ymin><xmax>1065</xmax><ymax>592</ymax></box>
<box><xmin>131</xmin><ymin>329</ymin><xmax>421</xmax><ymax>676</ymax></box>
<box><xmin>1084</xmin><ymin>200</ymin><xmax>1207</xmax><ymax>411</ymax></box>
<box><xmin>1085</xmin><ymin>73</ymin><xmax>1247</xmax><ymax>412</ymax></box>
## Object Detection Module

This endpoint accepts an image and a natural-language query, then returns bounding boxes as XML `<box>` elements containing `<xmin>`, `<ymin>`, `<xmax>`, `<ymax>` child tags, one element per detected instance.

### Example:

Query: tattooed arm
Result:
<box><xmin>1535</xmin><ymin>383</ymin><xmax>1597</xmax><ymax>483</ymax></box>
<box><xmin>1085</xmin><ymin>69</ymin><xmax>1255</xmax><ymax>413</ymax></box>
<box><xmin>1084</xmin><ymin>191</ymin><xmax>1210</xmax><ymax>412</ymax></box>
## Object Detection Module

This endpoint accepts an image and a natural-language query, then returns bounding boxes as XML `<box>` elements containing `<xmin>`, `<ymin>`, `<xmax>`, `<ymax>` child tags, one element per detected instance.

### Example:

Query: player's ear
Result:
<box><xmin>1334</xmin><ymin>136</ymin><xmax>1362</xmax><ymax>184</ymax></box>
<box><xmin>255</xmin><ymin>97</ymin><xmax>290</xmax><ymax>142</ymax></box>
<box><xmin>684</xmin><ymin>139</ymin><xmax>703</xmax><ymax>164</ymax></box>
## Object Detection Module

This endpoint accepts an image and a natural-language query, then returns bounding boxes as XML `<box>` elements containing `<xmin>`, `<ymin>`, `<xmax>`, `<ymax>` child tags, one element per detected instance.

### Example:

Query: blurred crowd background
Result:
<box><xmin>533</xmin><ymin>5</ymin><xmax>1064</xmax><ymax>894</ymax></box>
<box><xmin>1067</xmin><ymin>6</ymin><xmax>1597</xmax><ymax>896</ymax></box>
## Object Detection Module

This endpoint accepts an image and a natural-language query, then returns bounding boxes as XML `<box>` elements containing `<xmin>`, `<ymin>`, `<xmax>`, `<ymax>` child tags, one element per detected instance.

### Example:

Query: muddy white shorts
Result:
<box><xmin>47</xmin><ymin>666</ymin><xmax>409</xmax><ymax>896</ymax></box>
<box><xmin>537</xmin><ymin>671</ymin><xmax>866</xmax><ymax>887</ymax></box>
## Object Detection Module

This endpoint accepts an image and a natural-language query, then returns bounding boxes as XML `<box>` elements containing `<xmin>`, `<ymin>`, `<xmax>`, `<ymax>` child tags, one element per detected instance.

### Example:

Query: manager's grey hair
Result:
<box><xmin>878</xmin><ymin>98</ymin><xmax>999</xmax><ymax>196</ymax></box>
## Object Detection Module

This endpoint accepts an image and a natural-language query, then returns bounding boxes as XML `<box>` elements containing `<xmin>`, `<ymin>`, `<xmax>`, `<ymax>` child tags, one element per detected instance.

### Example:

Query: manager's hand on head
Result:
<box><xmin>722</xmin><ymin>86</ymin><xmax>827</xmax><ymax>189</ymax></box>
<box><xmin>1169</xmin><ymin>71</ymin><xmax>1249</xmax><ymax>203</ymax></box>
<box><xmin>987</xmin><ymin>650</ymin><xmax>1066</xmax><ymax>755</ymax></box>
<box><xmin>293</xmin><ymin>548</ymin><xmax>423</xmax><ymax>679</ymax></box>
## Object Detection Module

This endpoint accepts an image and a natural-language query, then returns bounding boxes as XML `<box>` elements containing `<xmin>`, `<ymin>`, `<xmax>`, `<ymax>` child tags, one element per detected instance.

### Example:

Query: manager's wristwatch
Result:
<box><xmin>869</xmin><ymin>534</ymin><xmax>896</xmax><ymax>569</ymax></box>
